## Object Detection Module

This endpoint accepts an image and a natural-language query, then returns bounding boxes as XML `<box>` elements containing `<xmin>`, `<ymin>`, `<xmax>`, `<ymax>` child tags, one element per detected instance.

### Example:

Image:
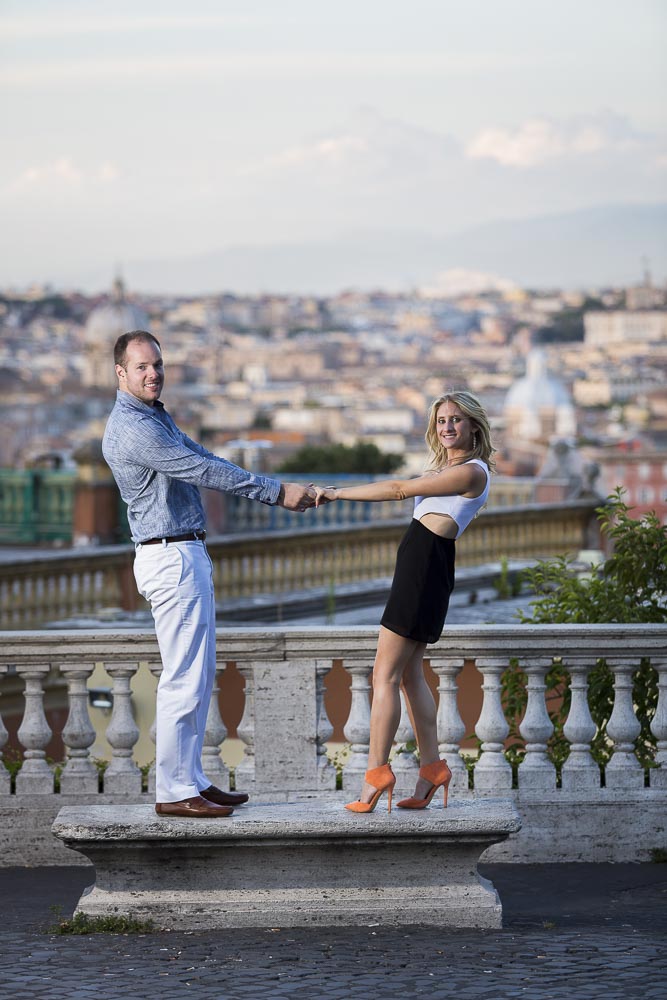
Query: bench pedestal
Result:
<box><xmin>53</xmin><ymin>799</ymin><xmax>520</xmax><ymax>929</ymax></box>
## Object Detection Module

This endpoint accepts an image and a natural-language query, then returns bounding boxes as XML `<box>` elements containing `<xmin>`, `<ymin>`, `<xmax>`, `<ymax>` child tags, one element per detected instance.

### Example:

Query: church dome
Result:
<box><xmin>85</xmin><ymin>276</ymin><xmax>149</xmax><ymax>346</ymax></box>
<box><xmin>84</xmin><ymin>276</ymin><xmax>150</xmax><ymax>388</ymax></box>
<box><xmin>504</xmin><ymin>348</ymin><xmax>576</xmax><ymax>440</ymax></box>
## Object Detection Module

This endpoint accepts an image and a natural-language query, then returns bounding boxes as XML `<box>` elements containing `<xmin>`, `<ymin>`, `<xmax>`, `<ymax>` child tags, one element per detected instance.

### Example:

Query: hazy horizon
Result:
<box><xmin>2</xmin><ymin>1</ymin><xmax>666</xmax><ymax>292</ymax></box>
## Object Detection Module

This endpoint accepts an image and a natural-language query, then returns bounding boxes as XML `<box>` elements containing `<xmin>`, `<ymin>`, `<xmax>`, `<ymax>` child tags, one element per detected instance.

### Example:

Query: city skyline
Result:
<box><xmin>2</xmin><ymin>0</ymin><xmax>666</xmax><ymax>292</ymax></box>
<box><xmin>2</xmin><ymin>274</ymin><xmax>666</xmax><ymax>533</ymax></box>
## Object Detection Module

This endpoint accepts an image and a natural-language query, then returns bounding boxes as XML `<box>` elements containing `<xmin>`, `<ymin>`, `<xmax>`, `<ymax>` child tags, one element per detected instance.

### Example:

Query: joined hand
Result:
<box><xmin>314</xmin><ymin>486</ymin><xmax>337</xmax><ymax>507</ymax></box>
<box><xmin>279</xmin><ymin>483</ymin><xmax>338</xmax><ymax>511</ymax></box>
<box><xmin>280</xmin><ymin>482</ymin><xmax>317</xmax><ymax>512</ymax></box>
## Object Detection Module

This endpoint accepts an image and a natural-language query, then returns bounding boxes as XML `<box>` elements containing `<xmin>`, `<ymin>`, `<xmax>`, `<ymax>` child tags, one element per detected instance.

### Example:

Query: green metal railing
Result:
<box><xmin>0</xmin><ymin>470</ymin><xmax>76</xmax><ymax>544</ymax></box>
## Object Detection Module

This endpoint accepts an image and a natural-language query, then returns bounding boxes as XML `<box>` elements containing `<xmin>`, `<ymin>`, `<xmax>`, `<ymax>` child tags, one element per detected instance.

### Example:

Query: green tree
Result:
<box><xmin>517</xmin><ymin>488</ymin><xmax>667</xmax><ymax>624</ymax></box>
<box><xmin>503</xmin><ymin>489</ymin><xmax>665</xmax><ymax>775</ymax></box>
<box><xmin>251</xmin><ymin>411</ymin><xmax>272</xmax><ymax>430</ymax></box>
<box><xmin>276</xmin><ymin>441</ymin><xmax>403</xmax><ymax>475</ymax></box>
<box><xmin>533</xmin><ymin>296</ymin><xmax>604</xmax><ymax>345</ymax></box>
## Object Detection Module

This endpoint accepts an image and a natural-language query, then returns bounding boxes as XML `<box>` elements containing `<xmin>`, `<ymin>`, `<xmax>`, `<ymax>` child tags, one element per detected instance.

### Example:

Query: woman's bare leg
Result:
<box><xmin>401</xmin><ymin>647</ymin><xmax>442</xmax><ymax>799</ymax></box>
<box><xmin>355</xmin><ymin>627</ymin><xmax>421</xmax><ymax>804</ymax></box>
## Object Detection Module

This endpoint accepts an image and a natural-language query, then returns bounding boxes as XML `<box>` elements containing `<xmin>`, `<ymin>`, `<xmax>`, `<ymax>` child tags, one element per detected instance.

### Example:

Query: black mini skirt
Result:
<box><xmin>380</xmin><ymin>518</ymin><xmax>456</xmax><ymax>645</ymax></box>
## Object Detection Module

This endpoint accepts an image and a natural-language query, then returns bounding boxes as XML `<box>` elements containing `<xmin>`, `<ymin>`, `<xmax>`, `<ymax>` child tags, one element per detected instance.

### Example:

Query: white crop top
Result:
<box><xmin>412</xmin><ymin>459</ymin><xmax>490</xmax><ymax>539</ymax></box>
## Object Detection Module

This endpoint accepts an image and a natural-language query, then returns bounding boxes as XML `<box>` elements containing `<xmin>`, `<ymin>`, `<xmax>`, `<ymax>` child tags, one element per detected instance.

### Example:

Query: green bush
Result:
<box><xmin>517</xmin><ymin>488</ymin><xmax>667</xmax><ymax>624</ymax></box>
<box><xmin>276</xmin><ymin>440</ymin><xmax>403</xmax><ymax>475</ymax></box>
<box><xmin>504</xmin><ymin>489</ymin><xmax>665</xmax><ymax>775</ymax></box>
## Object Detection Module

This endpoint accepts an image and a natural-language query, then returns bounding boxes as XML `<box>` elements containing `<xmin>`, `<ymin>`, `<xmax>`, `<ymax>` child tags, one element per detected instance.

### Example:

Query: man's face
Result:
<box><xmin>116</xmin><ymin>338</ymin><xmax>164</xmax><ymax>406</ymax></box>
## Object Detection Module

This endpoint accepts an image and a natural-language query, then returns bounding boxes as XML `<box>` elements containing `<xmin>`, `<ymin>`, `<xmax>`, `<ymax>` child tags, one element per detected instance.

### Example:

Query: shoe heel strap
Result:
<box><xmin>365</xmin><ymin>763</ymin><xmax>395</xmax><ymax>790</ymax></box>
<box><xmin>419</xmin><ymin>760</ymin><xmax>449</xmax><ymax>783</ymax></box>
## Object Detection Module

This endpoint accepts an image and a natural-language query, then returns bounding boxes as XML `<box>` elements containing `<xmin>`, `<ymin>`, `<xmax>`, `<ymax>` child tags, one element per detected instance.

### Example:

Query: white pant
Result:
<box><xmin>134</xmin><ymin>540</ymin><xmax>216</xmax><ymax>802</ymax></box>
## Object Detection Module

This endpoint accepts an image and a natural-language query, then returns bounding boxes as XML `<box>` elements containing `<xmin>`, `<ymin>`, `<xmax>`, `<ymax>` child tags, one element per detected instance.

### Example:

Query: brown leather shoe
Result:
<box><xmin>155</xmin><ymin>795</ymin><xmax>234</xmax><ymax>818</ymax></box>
<box><xmin>201</xmin><ymin>784</ymin><xmax>249</xmax><ymax>807</ymax></box>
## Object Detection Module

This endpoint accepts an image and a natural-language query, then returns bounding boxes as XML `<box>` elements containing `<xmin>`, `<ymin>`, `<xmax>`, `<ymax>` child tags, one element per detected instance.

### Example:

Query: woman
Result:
<box><xmin>315</xmin><ymin>390</ymin><xmax>495</xmax><ymax>813</ymax></box>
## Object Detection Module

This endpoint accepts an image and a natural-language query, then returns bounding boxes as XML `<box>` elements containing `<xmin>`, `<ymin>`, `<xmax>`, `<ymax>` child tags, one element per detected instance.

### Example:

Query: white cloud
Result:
<box><xmin>233</xmin><ymin>108</ymin><xmax>667</xmax><ymax>243</ymax></box>
<box><xmin>466</xmin><ymin>111</ymin><xmax>647</xmax><ymax>168</ymax></box>
<box><xmin>14</xmin><ymin>157</ymin><xmax>83</xmax><ymax>188</ymax></box>
<box><xmin>97</xmin><ymin>162</ymin><xmax>120</xmax><ymax>183</ymax></box>
<box><xmin>467</xmin><ymin>120</ymin><xmax>567</xmax><ymax>167</ymax></box>
<box><xmin>8</xmin><ymin>157</ymin><xmax>120</xmax><ymax>194</ymax></box>
<box><xmin>242</xmin><ymin>135</ymin><xmax>370</xmax><ymax>177</ymax></box>
<box><xmin>240</xmin><ymin>109</ymin><xmax>459</xmax><ymax>186</ymax></box>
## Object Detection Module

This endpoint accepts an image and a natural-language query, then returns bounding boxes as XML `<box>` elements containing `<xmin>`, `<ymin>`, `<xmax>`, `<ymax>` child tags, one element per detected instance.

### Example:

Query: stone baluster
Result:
<box><xmin>315</xmin><ymin>659</ymin><xmax>336</xmax><ymax>791</ymax></box>
<box><xmin>473</xmin><ymin>657</ymin><xmax>512</xmax><ymax>795</ymax></box>
<box><xmin>342</xmin><ymin>659</ymin><xmax>373</xmax><ymax>786</ymax></box>
<box><xmin>518</xmin><ymin>658</ymin><xmax>556</xmax><ymax>792</ymax></box>
<box><xmin>561</xmin><ymin>657</ymin><xmax>599</xmax><ymax>791</ymax></box>
<box><xmin>605</xmin><ymin>659</ymin><xmax>644</xmax><ymax>790</ymax></box>
<box><xmin>59</xmin><ymin>663</ymin><xmax>98</xmax><ymax>794</ymax></box>
<box><xmin>103</xmin><ymin>662</ymin><xmax>142</xmax><ymax>795</ymax></box>
<box><xmin>16</xmin><ymin>665</ymin><xmax>54</xmax><ymax>794</ymax></box>
<box><xmin>431</xmin><ymin>656</ymin><xmax>468</xmax><ymax>795</ymax></box>
<box><xmin>0</xmin><ymin>666</ymin><xmax>10</xmax><ymax>794</ymax></box>
<box><xmin>235</xmin><ymin>662</ymin><xmax>256</xmax><ymax>789</ymax></box>
<box><xmin>390</xmin><ymin>690</ymin><xmax>419</xmax><ymax>800</ymax></box>
<box><xmin>146</xmin><ymin>659</ymin><xmax>162</xmax><ymax>796</ymax></box>
<box><xmin>201</xmin><ymin>663</ymin><xmax>229</xmax><ymax>790</ymax></box>
<box><xmin>650</xmin><ymin>658</ymin><xmax>667</xmax><ymax>789</ymax></box>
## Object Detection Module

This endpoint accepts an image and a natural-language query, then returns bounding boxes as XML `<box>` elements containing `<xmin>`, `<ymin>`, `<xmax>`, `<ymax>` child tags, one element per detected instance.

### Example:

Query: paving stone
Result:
<box><xmin>2</xmin><ymin>864</ymin><xmax>666</xmax><ymax>999</ymax></box>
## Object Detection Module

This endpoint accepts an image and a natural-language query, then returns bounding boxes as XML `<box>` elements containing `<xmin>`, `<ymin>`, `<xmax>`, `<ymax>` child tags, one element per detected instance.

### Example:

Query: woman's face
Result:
<box><xmin>435</xmin><ymin>401</ymin><xmax>475</xmax><ymax>454</ymax></box>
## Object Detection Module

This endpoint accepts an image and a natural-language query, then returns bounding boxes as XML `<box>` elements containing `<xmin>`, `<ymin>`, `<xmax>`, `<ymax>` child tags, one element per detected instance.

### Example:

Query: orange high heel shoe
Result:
<box><xmin>396</xmin><ymin>759</ymin><xmax>452</xmax><ymax>809</ymax></box>
<box><xmin>345</xmin><ymin>763</ymin><xmax>396</xmax><ymax>813</ymax></box>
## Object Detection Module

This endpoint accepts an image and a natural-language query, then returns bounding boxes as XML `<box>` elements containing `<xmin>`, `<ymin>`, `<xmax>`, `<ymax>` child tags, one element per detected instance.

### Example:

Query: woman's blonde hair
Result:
<box><xmin>424</xmin><ymin>390</ymin><xmax>496</xmax><ymax>472</ymax></box>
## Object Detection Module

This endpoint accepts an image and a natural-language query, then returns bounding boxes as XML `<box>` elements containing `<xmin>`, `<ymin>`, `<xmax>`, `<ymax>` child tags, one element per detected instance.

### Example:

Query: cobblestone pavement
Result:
<box><xmin>2</xmin><ymin>864</ymin><xmax>666</xmax><ymax>1000</ymax></box>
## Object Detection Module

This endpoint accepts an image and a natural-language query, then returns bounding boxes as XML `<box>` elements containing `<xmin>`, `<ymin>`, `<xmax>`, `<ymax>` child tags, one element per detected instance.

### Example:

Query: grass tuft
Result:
<box><xmin>50</xmin><ymin>910</ymin><xmax>155</xmax><ymax>935</ymax></box>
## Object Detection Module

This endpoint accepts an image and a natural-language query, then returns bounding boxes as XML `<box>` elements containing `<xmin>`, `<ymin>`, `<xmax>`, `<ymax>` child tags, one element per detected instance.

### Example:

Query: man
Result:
<box><xmin>102</xmin><ymin>330</ymin><xmax>316</xmax><ymax>818</ymax></box>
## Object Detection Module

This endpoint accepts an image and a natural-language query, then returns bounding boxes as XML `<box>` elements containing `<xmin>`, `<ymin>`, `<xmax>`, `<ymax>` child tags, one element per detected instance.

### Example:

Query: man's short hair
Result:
<box><xmin>114</xmin><ymin>331</ymin><xmax>162</xmax><ymax>368</ymax></box>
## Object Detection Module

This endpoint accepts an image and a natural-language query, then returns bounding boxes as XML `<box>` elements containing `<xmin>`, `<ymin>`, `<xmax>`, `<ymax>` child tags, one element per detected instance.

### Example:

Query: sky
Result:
<box><xmin>1</xmin><ymin>0</ymin><xmax>666</xmax><ymax>293</ymax></box>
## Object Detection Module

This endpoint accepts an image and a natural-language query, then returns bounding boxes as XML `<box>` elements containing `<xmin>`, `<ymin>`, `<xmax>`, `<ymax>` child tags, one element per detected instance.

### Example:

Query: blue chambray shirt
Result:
<box><xmin>102</xmin><ymin>391</ymin><xmax>281</xmax><ymax>543</ymax></box>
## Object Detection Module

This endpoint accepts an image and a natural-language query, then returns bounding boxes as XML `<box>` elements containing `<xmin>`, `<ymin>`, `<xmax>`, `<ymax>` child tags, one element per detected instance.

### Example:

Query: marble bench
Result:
<box><xmin>52</xmin><ymin>798</ymin><xmax>521</xmax><ymax>930</ymax></box>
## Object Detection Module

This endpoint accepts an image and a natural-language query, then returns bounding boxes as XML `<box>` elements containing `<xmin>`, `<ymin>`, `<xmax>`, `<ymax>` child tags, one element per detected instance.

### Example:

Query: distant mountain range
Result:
<box><xmin>118</xmin><ymin>203</ymin><xmax>667</xmax><ymax>296</ymax></box>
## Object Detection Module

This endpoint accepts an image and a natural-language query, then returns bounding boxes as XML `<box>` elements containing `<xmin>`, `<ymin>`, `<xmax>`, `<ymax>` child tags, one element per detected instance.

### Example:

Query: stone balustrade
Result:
<box><xmin>1</xmin><ymin>622</ymin><xmax>665</xmax><ymax>865</ymax></box>
<box><xmin>0</xmin><ymin>499</ymin><xmax>600</xmax><ymax>628</ymax></box>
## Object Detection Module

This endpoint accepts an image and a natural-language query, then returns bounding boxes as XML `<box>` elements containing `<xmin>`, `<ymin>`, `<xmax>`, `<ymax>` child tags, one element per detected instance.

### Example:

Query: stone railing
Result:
<box><xmin>0</xmin><ymin>623</ymin><xmax>665</xmax><ymax>865</ymax></box>
<box><xmin>0</xmin><ymin>547</ymin><xmax>138</xmax><ymax>629</ymax></box>
<box><xmin>0</xmin><ymin>499</ymin><xmax>600</xmax><ymax>628</ymax></box>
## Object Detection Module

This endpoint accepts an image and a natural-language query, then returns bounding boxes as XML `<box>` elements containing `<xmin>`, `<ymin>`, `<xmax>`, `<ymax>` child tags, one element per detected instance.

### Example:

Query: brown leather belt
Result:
<box><xmin>139</xmin><ymin>531</ymin><xmax>206</xmax><ymax>545</ymax></box>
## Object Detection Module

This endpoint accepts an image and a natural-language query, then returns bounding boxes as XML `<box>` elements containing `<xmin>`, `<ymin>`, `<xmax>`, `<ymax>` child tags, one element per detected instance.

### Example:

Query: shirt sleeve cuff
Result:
<box><xmin>263</xmin><ymin>478</ymin><xmax>282</xmax><ymax>505</ymax></box>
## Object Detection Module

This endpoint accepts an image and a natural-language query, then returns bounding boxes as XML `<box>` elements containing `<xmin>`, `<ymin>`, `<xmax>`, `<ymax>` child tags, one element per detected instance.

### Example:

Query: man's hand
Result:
<box><xmin>277</xmin><ymin>482</ymin><xmax>317</xmax><ymax>511</ymax></box>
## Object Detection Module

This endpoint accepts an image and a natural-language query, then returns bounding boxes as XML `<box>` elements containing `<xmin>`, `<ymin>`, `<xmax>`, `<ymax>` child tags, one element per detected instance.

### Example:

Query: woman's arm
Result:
<box><xmin>315</xmin><ymin>464</ymin><xmax>485</xmax><ymax>505</ymax></box>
